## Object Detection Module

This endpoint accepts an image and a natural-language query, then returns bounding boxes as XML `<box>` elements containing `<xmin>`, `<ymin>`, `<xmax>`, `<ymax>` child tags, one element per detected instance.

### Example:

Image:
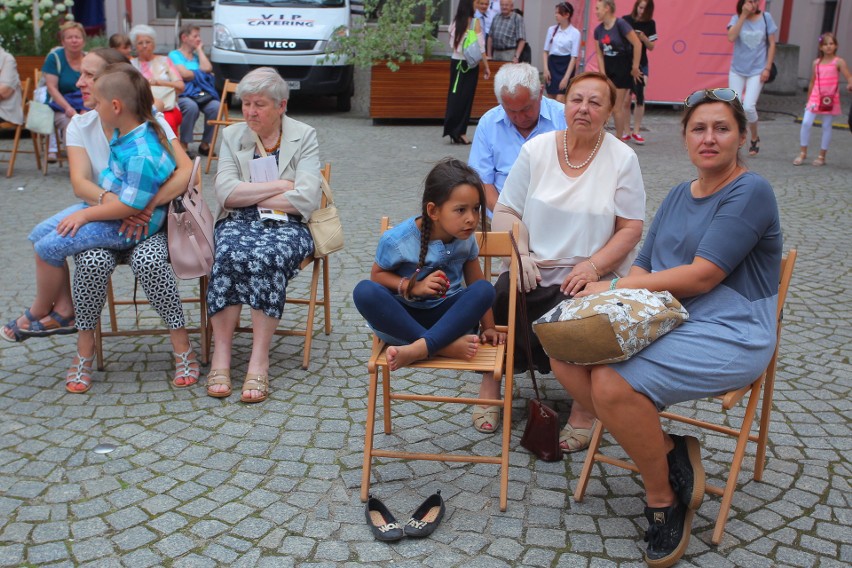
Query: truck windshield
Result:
<box><xmin>218</xmin><ymin>0</ymin><xmax>345</xmax><ymax>6</ymax></box>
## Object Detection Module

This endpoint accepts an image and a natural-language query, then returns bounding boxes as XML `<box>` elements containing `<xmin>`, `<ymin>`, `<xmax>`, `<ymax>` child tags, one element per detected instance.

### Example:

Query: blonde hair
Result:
<box><xmin>59</xmin><ymin>21</ymin><xmax>86</xmax><ymax>41</ymax></box>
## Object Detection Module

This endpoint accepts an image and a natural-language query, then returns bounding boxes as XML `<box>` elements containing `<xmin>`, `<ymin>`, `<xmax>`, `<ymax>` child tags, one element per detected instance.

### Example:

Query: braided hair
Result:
<box><xmin>406</xmin><ymin>158</ymin><xmax>488</xmax><ymax>299</ymax></box>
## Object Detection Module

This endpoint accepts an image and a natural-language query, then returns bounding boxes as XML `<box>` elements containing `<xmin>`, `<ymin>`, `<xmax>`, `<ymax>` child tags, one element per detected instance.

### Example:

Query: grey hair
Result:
<box><xmin>129</xmin><ymin>24</ymin><xmax>157</xmax><ymax>44</ymax></box>
<box><xmin>598</xmin><ymin>0</ymin><xmax>616</xmax><ymax>13</ymax></box>
<box><xmin>494</xmin><ymin>63</ymin><xmax>542</xmax><ymax>104</ymax></box>
<box><xmin>236</xmin><ymin>67</ymin><xmax>290</xmax><ymax>105</ymax></box>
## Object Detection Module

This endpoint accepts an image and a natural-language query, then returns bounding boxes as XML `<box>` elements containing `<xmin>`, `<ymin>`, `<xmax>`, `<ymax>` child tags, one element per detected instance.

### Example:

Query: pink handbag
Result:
<box><xmin>167</xmin><ymin>158</ymin><xmax>215</xmax><ymax>279</ymax></box>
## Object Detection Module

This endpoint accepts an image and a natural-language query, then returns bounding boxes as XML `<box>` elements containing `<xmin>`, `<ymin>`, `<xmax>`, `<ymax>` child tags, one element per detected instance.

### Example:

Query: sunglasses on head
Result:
<box><xmin>684</xmin><ymin>88</ymin><xmax>740</xmax><ymax>108</ymax></box>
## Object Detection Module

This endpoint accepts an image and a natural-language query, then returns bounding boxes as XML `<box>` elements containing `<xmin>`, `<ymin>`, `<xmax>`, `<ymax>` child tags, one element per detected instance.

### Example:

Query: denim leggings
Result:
<box><xmin>29</xmin><ymin>203</ymin><xmax>133</xmax><ymax>267</ymax></box>
<box><xmin>353</xmin><ymin>279</ymin><xmax>495</xmax><ymax>357</ymax></box>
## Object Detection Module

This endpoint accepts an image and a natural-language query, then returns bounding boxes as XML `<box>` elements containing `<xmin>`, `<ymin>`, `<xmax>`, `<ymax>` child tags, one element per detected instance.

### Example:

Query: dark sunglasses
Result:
<box><xmin>684</xmin><ymin>88</ymin><xmax>740</xmax><ymax>108</ymax></box>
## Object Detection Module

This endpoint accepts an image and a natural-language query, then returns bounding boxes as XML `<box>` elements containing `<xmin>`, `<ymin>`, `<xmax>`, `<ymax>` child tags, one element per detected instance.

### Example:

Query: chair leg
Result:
<box><xmin>204</xmin><ymin>125</ymin><xmax>219</xmax><ymax>174</ymax></box>
<box><xmin>382</xmin><ymin>365</ymin><xmax>392</xmax><ymax>434</ymax></box>
<box><xmin>754</xmin><ymin>360</ymin><xmax>778</xmax><ymax>481</ymax></box>
<box><xmin>40</xmin><ymin>133</ymin><xmax>48</xmax><ymax>176</ymax></box>
<box><xmin>711</xmin><ymin>384</ymin><xmax>762</xmax><ymax>545</ymax></box>
<box><xmin>94</xmin><ymin>320</ymin><xmax>105</xmax><ymax>372</ymax></box>
<box><xmin>32</xmin><ymin>134</ymin><xmax>42</xmax><ymax>172</ymax></box>
<box><xmin>321</xmin><ymin>257</ymin><xmax>332</xmax><ymax>334</ymax></box>
<box><xmin>499</xmin><ymin>373</ymin><xmax>514</xmax><ymax>511</ymax></box>
<box><xmin>301</xmin><ymin>259</ymin><xmax>321</xmax><ymax>370</ymax></box>
<box><xmin>361</xmin><ymin>366</ymin><xmax>380</xmax><ymax>502</ymax></box>
<box><xmin>573</xmin><ymin>420</ymin><xmax>605</xmax><ymax>502</ymax></box>
<box><xmin>6</xmin><ymin>125</ymin><xmax>22</xmax><ymax>177</ymax></box>
<box><xmin>199</xmin><ymin>276</ymin><xmax>210</xmax><ymax>366</ymax></box>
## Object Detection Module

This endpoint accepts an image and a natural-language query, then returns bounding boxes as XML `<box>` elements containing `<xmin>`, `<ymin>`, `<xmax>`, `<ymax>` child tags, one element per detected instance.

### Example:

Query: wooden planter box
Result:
<box><xmin>15</xmin><ymin>55</ymin><xmax>46</xmax><ymax>85</ymax></box>
<box><xmin>370</xmin><ymin>59</ymin><xmax>508</xmax><ymax>120</ymax></box>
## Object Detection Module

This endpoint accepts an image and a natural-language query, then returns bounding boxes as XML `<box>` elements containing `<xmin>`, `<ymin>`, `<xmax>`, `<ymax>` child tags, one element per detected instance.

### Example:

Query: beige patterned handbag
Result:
<box><xmin>532</xmin><ymin>288</ymin><xmax>689</xmax><ymax>365</ymax></box>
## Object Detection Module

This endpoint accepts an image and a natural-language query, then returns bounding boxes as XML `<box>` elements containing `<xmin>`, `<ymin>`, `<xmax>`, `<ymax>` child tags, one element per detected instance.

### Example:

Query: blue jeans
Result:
<box><xmin>353</xmin><ymin>279</ymin><xmax>495</xmax><ymax>356</ymax></box>
<box><xmin>29</xmin><ymin>203</ymin><xmax>135</xmax><ymax>267</ymax></box>
<box><xmin>177</xmin><ymin>96</ymin><xmax>221</xmax><ymax>145</ymax></box>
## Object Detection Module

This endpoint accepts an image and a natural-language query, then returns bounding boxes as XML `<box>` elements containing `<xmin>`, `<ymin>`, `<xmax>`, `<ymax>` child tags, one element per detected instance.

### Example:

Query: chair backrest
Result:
<box><xmin>320</xmin><ymin>162</ymin><xmax>331</xmax><ymax>209</ymax></box>
<box><xmin>216</xmin><ymin>79</ymin><xmax>243</xmax><ymax>124</ymax></box>
<box><xmin>721</xmin><ymin>249</ymin><xmax>797</xmax><ymax>409</ymax></box>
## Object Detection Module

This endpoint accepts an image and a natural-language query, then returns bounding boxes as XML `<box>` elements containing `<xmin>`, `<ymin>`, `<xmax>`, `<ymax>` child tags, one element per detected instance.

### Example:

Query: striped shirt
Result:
<box><xmin>98</xmin><ymin>121</ymin><xmax>177</xmax><ymax>234</ymax></box>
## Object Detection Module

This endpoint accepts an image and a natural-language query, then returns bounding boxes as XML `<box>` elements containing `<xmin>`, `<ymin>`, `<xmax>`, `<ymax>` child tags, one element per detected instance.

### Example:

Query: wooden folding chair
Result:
<box><xmin>1</xmin><ymin>78</ymin><xmax>41</xmax><ymax>177</ymax></box>
<box><xmin>204</xmin><ymin>79</ymin><xmax>243</xmax><ymax>174</ymax></box>
<box><xmin>94</xmin><ymin>275</ymin><xmax>211</xmax><ymax>371</ymax></box>
<box><xmin>204</xmin><ymin>163</ymin><xmax>334</xmax><ymax>370</ymax></box>
<box><xmin>573</xmin><ymin>249</ymin><xmax>798</xmax><ymax>545</ymax></box>
<box><xmin>93</xmin><ymin>165</ymin><xmax>214</xmax><ymax>371</ymax></box>
<box><xmin>361</xmin><ymin>219</ymin><xmax>519</xmax><ymax>511</ymax></box>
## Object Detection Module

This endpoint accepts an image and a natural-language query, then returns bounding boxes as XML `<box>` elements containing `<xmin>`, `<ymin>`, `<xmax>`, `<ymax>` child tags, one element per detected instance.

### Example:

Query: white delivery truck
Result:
<box><xmin>210</xmin><ymin>0</ymin><xmax>355</xmax><ymax>111</ymax></box>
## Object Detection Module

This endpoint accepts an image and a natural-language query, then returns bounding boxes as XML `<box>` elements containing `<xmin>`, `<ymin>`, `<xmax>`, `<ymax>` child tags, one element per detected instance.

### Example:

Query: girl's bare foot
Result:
<box><xmin>436</xmin><ymin>335</ymin><xmax>480</xmax><ymax>361</ymax></box>
<box><xmin>386</xmin><ymin>339</ymin><xmax>429</xmax><ymax>371</ymax></box>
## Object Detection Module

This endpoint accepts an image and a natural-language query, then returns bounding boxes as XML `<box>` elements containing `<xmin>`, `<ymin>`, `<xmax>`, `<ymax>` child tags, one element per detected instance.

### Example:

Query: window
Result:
<box><xmin>156</xmin><ymin>0</ymin><xmax>214</xmax><ymax>20</ymax></box>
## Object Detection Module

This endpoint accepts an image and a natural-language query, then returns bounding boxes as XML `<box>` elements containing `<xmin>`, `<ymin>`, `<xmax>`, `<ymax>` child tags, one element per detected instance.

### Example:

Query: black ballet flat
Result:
<box><xmin>365</xmin><ymin>495</ymin><xmax>404</xmax><ymax>541</ymax></box>
<box><xmin>450</xmin><ymin>135</ymin><xmax>471</xmax><ymax>145</ymax></box>
<box><xmin>403</xmin><ymin>490</ymin><xmax>445</xmax><ymax>538</ymax></box>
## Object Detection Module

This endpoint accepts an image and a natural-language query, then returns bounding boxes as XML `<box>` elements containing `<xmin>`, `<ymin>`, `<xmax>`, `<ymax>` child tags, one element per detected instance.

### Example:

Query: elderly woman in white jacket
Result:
<box><xmin>205</xmin><ymin>67</ymin><xmax>321</xmax><ymax>404</ymax></box>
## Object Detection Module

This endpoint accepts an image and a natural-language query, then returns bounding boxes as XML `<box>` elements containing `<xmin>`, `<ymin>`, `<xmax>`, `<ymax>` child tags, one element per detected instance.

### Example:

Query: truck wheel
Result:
<box><xmin>336</xmin><ymin>94</ymin><xmax>351</xmax><ymax>112</ymax></box>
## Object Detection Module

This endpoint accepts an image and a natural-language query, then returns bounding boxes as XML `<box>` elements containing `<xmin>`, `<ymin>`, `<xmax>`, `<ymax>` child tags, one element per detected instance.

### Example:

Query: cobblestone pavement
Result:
<box><xmin>1</xmin><ymin>91</ymin><xmax>850</xmax><ymax>567</ymax></box>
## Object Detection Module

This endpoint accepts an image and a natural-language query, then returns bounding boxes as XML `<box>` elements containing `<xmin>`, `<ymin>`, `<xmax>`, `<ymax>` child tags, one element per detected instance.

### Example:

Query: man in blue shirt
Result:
<box><xmin>468</xmin><ymin>63</ymin><xmax>567</xmax><ymax>216</ymax></box>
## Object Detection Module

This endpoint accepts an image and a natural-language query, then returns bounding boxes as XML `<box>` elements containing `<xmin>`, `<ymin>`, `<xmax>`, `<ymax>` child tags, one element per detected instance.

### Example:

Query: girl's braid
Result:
<box><xmin>406</xmin><ymin>215</ymin><xmax>432</xmax><ymax>299</ymax></box>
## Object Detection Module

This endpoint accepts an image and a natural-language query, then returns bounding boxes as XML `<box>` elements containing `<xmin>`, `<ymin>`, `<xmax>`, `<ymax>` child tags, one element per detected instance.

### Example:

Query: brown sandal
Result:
<box><xmin>241</xmin><ymin>373</ymin><xmax>269</xmax><ymax>403</ymax></box>
<box><xmin>206</xmin><ymin>369</ymin><xmax>232</xmax><ymax>398</ymax></box>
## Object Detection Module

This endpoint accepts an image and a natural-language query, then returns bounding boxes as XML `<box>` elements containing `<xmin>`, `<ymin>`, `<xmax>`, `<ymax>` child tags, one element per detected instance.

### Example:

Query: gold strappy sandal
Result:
<box><xmin>241</xmin><ymin>373</ymin><xmax>269</xmax><ymax>403</ymax></box>
<box><xmin>205</xmin><ymin>369</ymin><xmax>232</xmax><ymax>398</ymax></box>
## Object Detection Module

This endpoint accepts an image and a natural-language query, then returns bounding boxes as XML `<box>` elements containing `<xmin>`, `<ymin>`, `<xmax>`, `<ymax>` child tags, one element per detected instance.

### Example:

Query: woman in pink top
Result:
<box><xmin>793</xmin><ymin>33</ymin><xmax>852</xmax><ymax>167</ymax></box>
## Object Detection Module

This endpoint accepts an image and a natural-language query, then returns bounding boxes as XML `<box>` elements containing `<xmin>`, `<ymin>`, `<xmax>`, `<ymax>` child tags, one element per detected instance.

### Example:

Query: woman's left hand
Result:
<box><xmin>575</xmin><ymin>280</ymin><xmax>610</xmax><ymax>298</ymax></box>
<box><xmin>759</xmin><ymin>68</ymin><xmax>770</xmax><ymax>83</ymax></box>
<box><xmin>561</xmin><ymin>263</ymin><xmax>600</xmax><ymax>297</ymax></box>
<box><xmin>480</xmin><ymin>327</ymin><xmax>506</xmax><ymax>346</ymax></box>
<box><xmin>631</xmin><ymin>66</ymin><xmax>643</xmax><ymax>82</ymax></box>
<box><xmin>56</xmin><ymin>210</ymin><xmax>90</xmax><ymax>238</ymax></box>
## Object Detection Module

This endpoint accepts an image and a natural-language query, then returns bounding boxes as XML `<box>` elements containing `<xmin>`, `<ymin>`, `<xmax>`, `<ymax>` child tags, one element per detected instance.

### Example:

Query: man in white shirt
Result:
<box><xmin>469</xmin><ymin>63</ymin><xmax>566</xmax><ymax>216</ymax></box>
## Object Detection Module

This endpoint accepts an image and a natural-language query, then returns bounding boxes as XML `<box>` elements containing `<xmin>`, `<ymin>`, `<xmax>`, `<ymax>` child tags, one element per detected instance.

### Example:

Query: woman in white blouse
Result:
<box><xmin>484</xmin><ymin>72</ymin><xmax>645</xmax><ymax>451</ymax></box>
<box><xmin>542</xmin><ymin>2</ymin><xmax>581</xmax><ymax>102</ymax></box>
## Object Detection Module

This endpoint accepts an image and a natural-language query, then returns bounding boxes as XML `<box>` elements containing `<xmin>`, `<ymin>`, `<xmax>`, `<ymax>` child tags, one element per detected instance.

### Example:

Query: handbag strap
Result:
<box><xmin>319</xmin><ymin>175</ymin><xmax>336</xmax><ymax>207</ymax></box>
<box><xmin>252</xmin><ymin>132</ymin><xmax>269</xmax><ymax>158</ymax></box>
<box><xmin>508</xmin><ymin>232</ymin><xmax>543</xmax><ymax>402</ymax></box>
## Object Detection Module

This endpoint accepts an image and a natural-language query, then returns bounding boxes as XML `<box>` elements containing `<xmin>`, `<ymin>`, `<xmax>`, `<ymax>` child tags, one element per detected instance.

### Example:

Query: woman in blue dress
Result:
<box><xmin>551</xmin><ymin>88</ymin><xmax>782</xmax><ymax>567</ymax></box>
<box><xmin>206</xmin><ymin>67</ymin><xmax>321</xmax><ymax>404</ymax></box>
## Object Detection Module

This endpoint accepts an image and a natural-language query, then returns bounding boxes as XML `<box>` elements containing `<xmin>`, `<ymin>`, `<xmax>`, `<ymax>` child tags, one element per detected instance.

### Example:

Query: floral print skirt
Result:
<box><xmin>207</xmin><ymin>207</ymin><xmax>313</xmax><ymax>319</ymax></box>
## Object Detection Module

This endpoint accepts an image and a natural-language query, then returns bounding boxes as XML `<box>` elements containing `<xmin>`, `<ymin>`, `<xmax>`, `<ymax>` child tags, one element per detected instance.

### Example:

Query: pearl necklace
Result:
<box><xmin>563</xmin><ymin>128</ymin><xmax>603</xmax><ymax>170</ymax></box>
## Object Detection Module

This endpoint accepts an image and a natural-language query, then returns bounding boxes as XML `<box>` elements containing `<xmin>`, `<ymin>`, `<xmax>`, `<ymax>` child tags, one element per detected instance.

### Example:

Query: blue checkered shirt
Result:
<box><xmin>99</xmin><ymin>121</ymin><xmax>177</xmax><ymax>234</ymax></box>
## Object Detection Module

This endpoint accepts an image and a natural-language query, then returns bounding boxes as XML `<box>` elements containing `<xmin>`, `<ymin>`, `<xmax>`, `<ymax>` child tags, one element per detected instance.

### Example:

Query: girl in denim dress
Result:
<box><xmin>353</xmin><ymin>159</ymin><xmax>504</xmax><ymax>372</ymax></box>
